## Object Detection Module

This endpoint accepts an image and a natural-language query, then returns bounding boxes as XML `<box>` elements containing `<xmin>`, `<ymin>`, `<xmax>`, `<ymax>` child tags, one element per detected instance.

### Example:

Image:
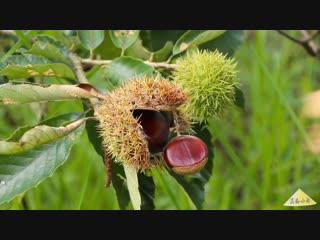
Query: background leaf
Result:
<box><xmin>77</xmin><ymin>30</ymin><xmax>105</xmax><ymax>50</ymax></box>
<box><xmin>138</xmin><ymin>172</ymin><xmax>155</xmax><ymax>210</ymax></box>
<box><xmin>0</xmin><ymin>63</ymin><xmax>75</xmax><ymax>80</ymax></box>
<box><xmin>112</xmin><ymin>161</ymin><xmax>130</xmax><ymax>209</ymax></box>
<box><xmin>24</xmin><ymin>41</ymin><xmax>69</xmax><ymax>64</ymax></box>
<box><xmin>110</xmin><ymin>30</ymin><xmax>140</xmax><ymax>52</ymax></box>
<box><xmin>0</xmin><ymin>117</ymin><xmax>86</xmax><ymax>154</ymax></box>
<box><xmin>167</xmin><ymin>123</ymin><xmax>214</xmax><ymax>209</ymax></box>
<box><xmin>234</xmin><ymin>87</ymin><xmax>245</xmax><ymax>110</ymax></box>
<box><xmin>0</xmin><ymin>83</ymin><xmax>102</xmax><ymax>104</ymax></box>
<box><xmin>94</xmin><ymin>31</ymin><xmax>121</xmax><ymax>59</ymax></box>
<box><xmin>147</xmin><ymin>30</ymin><xmax>186</xmax><ymax>52</ymax></box>
<box><xmin>104</xmin><ymin>56</ymin><xmax>157</xmax><ymax>86</ymax></box>
<box><xmin>126</xmin><ymin>39</ymin><xmax>173</xmax><ymax>62</ymax></box>
<box><xmin>200</xmin><ymin>30</ymin><xmax>245</xmax><ymax>56</ymax></box>
<box><xmin>0</xmin><ymin>54</ymin><xmax>51</xmax><ymax>69</ymax></box>
<box><xmin>173</xmin><ymin>30</ymin><xmax>226</xmax><ymax>55</ymax></box>
<box><xmin>0</xmin><ymin>113</ymin><xmax>85</xmax><ymax>204</ymax></box>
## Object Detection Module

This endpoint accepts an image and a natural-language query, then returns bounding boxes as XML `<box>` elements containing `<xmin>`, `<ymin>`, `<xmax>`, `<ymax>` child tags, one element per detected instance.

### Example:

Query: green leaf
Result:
<box><xmin>112</xmin><ymin>161</ymin><xmax>130</xmax><ymax>209</ymax></box>
<box><xmin>0</xmin><ymin>83</ymin><xmax>103</xmax><ymax>104</ymax></box>
<box><xmin>82</xmin><ymin>102</ymin><xmax>131</xmax><ymax>210</ymax></box>
<box><xmin>200</xmin><ymin>30</ymin><xmax>245</xmax><ymax>56</ymax></box>
<box><xmin>125</xmin><ymin>38</ymin><xmax>152</xmax><ymax>60</ymax></box>
<box><xmin>126</xmin><ymin>39</ymin><xmax>173</xmax><ymax>62</ymax></box>
<box><xmin>0</xmin><ymin>63</ymin><xmax>75</xmax><ymax>80</ymax></box>
<box><xmin>167</xmin><ymin>123</ymin><xmax>214</xmax><ymax>209</ymax></box>
<box><xmin>24</xmin><ymin>41</ymin><xmax>69</xmax><ymax>64</ymax></box>
<box><xmin>148</xmin><ymin>30</ymin><xmax>186</xmax><ymax>52</ymax></box>
<box><xmin>94</xmin><ymin>31</ymin><xmax>121</xmax><ymax>59</ymax></box>
<box><xmin>138</xmin><ymin>172</ymin><xmax>155</xmax><ymax>210</ymax></box>
<box><xmin>0</xmin><ymin>113</ymin><xmax>85</xmax><ymax>204</ymax></box>
<box><xmin>0</xmin><ymin>116</ymin><xmax>86</xmax><ymax>155</ymax></box>
<box><xmin>77</xmin><ymin>30</ymin><xmax>105</xmax><ymax>50</ymax></box>
<box><xmin>235</xmin><ymin>87</ymin><xmax>245</xmax><ymax>110</ymax></box>
<box><xmin>83</xmin><ymin>103</ymin><xmax>104</xmax><ymax>157</ymax></box>
<box><xmin>123</xmin><ymin>164</ymin><xmax>141</xmax><ymax>210</ymax></box>
<box><xmin>173</xmin><ymin>30</ymin><xmax>226</xmax><ymax>55</ymax></box>
<box><xmin>0</xmin><ymin>54</ymin><xmax>52</xmax><ymax>69</ymax></box>
<box><xmin>110</xmin><ymin>30</ymin><xmax>140</xmax><ymax>52</ymax></box>
<box><xmin>104</xmin><ymin>56</ymin><xmax>157</xmax><ymax>86</ymax></box>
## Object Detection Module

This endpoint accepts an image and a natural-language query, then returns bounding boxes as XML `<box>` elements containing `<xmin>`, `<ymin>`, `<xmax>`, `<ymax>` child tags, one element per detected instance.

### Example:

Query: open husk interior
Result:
<box><xmin>95</xmin><ymin>77</ymin><xmax>191</xmax><ymax>171</ymax></box>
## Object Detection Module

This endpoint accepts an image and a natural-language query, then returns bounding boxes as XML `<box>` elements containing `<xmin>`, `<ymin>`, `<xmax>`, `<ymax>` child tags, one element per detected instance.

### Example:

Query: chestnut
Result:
<box><xmin>164</xmin><ymin>135</ymin><xmax>208</xmax><ymax>174</ymax></box>
<box><xmin>133</xmin><ymin>110</ymin><xmax>170</xmax><ymax>153</ymax></box>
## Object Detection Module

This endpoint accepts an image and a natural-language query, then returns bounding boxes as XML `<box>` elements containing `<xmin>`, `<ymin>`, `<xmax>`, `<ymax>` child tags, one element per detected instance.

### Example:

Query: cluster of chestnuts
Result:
<box><xmin>133</xmin><ymin>109</ymin><xmax>208</xmax><ymax>174</ymax></box>
<box><xmin>95</xmin><ymin>49</ymin><xmax>238</xmax><ymax>177</ymax></box>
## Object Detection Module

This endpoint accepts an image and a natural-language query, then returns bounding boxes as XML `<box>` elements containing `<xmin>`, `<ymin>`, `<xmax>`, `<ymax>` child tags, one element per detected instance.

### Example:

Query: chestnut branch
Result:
<box><xmin>277</xmin><ymin>30</ymin><xmax>320</xmax><ymax>57</ymax></box>
<box><xmin>80</xmin><ymin>58</ymin><xmax>177</xmax><ymax>70</ymax></box>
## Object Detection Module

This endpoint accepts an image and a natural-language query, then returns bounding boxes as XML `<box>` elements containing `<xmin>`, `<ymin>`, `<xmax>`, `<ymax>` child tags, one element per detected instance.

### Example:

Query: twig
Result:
<box><xmin>69</xmin><ymin>53</ymin><xmax>100</xmax><ymax>107</ymax></box>
<box><xmin>80</xmin><ymin>58</ymin><xmax>177</xmax><ymax>70</ymax></box>
<box><xmin>69</xmin><ymin>52</ymin><xmax>113</xmax><ymax>187</ymax></box>
<box><xmin>277</xmin><ymin>30</ymin><xmax>320</xmax><ymax>57</ymax></box>
<box><xmin>299</xmin><ymin>30</ymin><xmax>319</xmax><ymax>56</ymax></box>
<box><xmin>277</xmin><ymin>30</ymin><xmax>303</xmax><ymax>44</ymax></box>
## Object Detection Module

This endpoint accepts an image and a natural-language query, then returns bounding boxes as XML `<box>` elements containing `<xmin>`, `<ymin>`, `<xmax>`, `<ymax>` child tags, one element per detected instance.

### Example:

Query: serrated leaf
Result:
<box><xmin>126</xmin><ymin>39</ymin><xmax>173</xmax><ymax>62</ymax></box>
<box><xmin>235</xmin><ymin>87</ymin><xmax>245</xmax><ymax>110</ymax></box>
<box><xmin>0</xmin><ymin>117</ymin><xmax>86</xmax><ymax>154</ymax></box>
<box><xmin>0</xmin><ymin>83</ymin><xmax>104</xmax><ymax>104</ymax></box>
<box><xmin>173</xmin><ymin>30</ymin><xmax>226</xmax><ymax>55</ymax></box>
<box><xmin>167</xmin><ymin>123</ymin><xmax>214</xmax><ymax>209</ymax></box>
<box><xmin>77</xmin><ymin>30</ymin><xmax>105</xmax><ymax>50</ymax></box>
<box><xmin>110</xmin><ymin>30</ymin><xmax>140</xmax><ymax>52</ymax></box>
<box><xmin>24</xmin><ymin>41</ymin><xmax>69</xmax><ymax>64</ymax></box>
<box><xmin>123</xmin><ymin>163</ymin><xmax>141</xmax><ymax>210</ymax></box>
<box><xmin>104</xmin><ymin>56</ymin><xmax>157</xmax><ymax>86</ymax></box>
<box><xmin>0</xmin><ymin>113</ymin><xmax>85</xmax><ymax>204</ymax></box>
<box><xmin>200</xmin><ymin>30</ymin><xmax>245</xmax><ymax>56</ymax></box>
<box><xmin>0</xmin><ymin>63</ymin><xmax>75</xmax><ymax>80</ymax></box>
<box><xmin>0</xmin><ymin>54</ymin><xmax>52</xmax><ymax>70</ymax></box>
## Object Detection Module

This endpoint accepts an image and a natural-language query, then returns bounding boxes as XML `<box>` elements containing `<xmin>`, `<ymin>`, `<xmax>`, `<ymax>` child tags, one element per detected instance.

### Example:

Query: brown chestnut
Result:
<box><xmin>164</xmin><ymin>135</ymin><xmax>208</xmax><ymax>174</ymax></box>
<box><xmin>133</xmin><ymin>110</ymin><xmax>170</xmax><ymax>153</ymax></box>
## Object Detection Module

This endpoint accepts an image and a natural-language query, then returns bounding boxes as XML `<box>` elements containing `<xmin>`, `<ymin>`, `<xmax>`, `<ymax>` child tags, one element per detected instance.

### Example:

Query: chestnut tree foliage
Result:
<box><xmin>0</xmin><ymin>30</ymin><xmax>245</xmax><ymax>209</ymax></box>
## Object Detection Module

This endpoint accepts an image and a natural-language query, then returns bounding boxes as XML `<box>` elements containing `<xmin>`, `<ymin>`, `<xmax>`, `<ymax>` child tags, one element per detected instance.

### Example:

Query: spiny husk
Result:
<box><xmin>95</xmin><ymin>77</ymin><xmax>190</xmax><ymax>171</ymax></box>
<box><xmin>174</xmin><ymin>49</ymin><xmax>239</xmax><ymax>122</ymax></box>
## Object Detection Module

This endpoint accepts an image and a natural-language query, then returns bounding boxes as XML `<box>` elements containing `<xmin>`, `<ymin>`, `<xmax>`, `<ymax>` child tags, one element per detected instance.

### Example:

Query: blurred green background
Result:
<box><xmin>1</xmin><ymin>30</ymin><xmax>320</xmax><ymax>210</ymax></box>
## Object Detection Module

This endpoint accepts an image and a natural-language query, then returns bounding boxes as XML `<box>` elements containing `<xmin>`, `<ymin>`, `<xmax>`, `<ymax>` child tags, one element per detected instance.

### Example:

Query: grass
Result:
<box><xmin>1</xmin><ymin>30</ymin><xmax>320</xmax><ymax>209</ymax></box>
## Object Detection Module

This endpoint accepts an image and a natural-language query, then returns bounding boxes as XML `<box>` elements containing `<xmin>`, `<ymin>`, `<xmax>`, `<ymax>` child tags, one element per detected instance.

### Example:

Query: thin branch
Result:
<box><xmin>303</xmin><ymin>30</ymin><xmax>320</xmax><ymax>42</ymax></box>
<box><xmin>277</xmin><ymin>30</ymin><xmax>303</xmax><ymax>44</ymax></box>
<box><xmin>80</xmin><ymin>58</ymin><xmax>177</xmax><ymax>70</ymax></box>
<box><xmin>277</xmin><ymin>30</ymin><xmax>320</xmax><ymax>57</ymax></box>
<box><xmin>69</xmin><ymin>52</ymin><xmax>114</xmax><ymax>187</ymax></box>
<box><xmin>299</xmin><ymin>30</ymin><xmax>319</xmax><ymax>56</ymax></box>
<box><xmin>69</xmin><ymin>52</ymin><xmax>100</xmax><ymax>107</ymax></box>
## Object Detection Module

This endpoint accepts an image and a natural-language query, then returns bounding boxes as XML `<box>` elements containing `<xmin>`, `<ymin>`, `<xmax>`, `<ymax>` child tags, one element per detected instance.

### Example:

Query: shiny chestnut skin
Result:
<box><xmin>164</xmin><ymin>135</ymin><xmax>208</xmax><ymax>174</ymax></box>
<box><xmin>133</xmin><ymin>110</ymin><xmax>170</xmax><ymax>153</ymax></box>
